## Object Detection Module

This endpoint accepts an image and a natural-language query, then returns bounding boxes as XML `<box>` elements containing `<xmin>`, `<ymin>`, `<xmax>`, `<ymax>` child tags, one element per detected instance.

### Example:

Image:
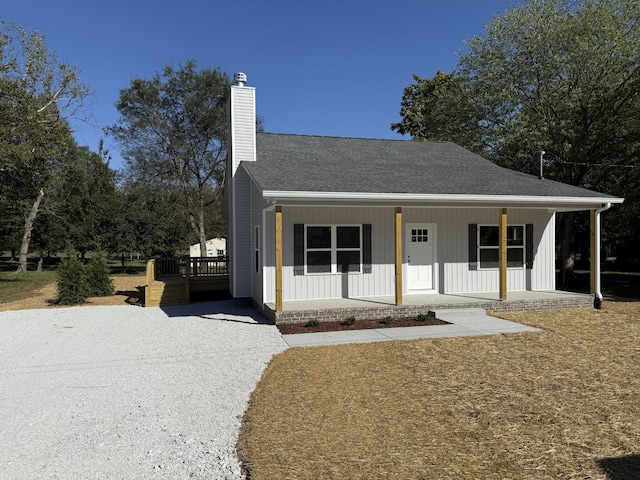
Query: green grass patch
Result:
<box><xmin>0</xmin><ymin>271</ymin><xmax>57</xmax><ymax>303</ymax></box>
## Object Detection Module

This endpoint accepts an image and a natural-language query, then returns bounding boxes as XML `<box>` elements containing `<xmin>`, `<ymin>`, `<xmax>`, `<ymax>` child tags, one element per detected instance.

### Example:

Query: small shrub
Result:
<box><xmin>56</xmin><ymin>250</ymin><xmax>90</xmax><ymax>305</ymax></box>
<box><xmin>86</xmin><ymin>251</ymin><xmax>114</xmax><ymax>296</ymax></box>
<box><xmin>416</xmin><ymin>313</ymin><xmax>430</xmax><ymax>322</ymax></box>
<box><xmin>305</xmin><ymin>318</ymin><xmax>320</xmax><ymax>328</ymax></box>
<box><xmin>341</xmin><ymin>315</ymin><xmax>356</xmax><ymax>326</ymax></box>
<box><xmin>380</xmin><ymin>316</ymin><xmax>393</xmax><ymax>325</ymax></box>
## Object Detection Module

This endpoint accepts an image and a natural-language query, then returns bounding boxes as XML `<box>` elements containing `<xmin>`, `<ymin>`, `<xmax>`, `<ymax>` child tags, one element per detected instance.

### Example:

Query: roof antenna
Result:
<box><xmin>539</xmin><ymin>150</ymin><xmax>546</xmax><ymax>179</ymax></box>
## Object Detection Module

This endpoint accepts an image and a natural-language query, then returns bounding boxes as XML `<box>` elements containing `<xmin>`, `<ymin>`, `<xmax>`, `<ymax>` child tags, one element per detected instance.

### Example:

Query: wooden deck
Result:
<box><xmin>144</xmin><ymin>257</ymin><xmax>229</xmax><ymax>307</ymax></box>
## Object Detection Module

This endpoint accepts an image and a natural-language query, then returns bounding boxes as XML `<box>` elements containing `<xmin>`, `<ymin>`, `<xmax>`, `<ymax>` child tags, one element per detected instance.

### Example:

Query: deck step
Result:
<box><xmin>145</xmin><ymin>281</ymin><xmax>188</xmax><ymax>307</ymax></box>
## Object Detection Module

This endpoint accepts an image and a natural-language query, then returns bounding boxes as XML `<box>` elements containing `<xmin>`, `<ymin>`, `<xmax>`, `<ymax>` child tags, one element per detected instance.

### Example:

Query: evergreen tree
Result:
<box><xmin>86</xmin><ymin>251</ymin><xmax>114</xmax><ymax>297</ymax></box>
<box><xmin>55</xmin><ymin>250</ymin><xmax>90</xmax><ymax>305</ymax></box>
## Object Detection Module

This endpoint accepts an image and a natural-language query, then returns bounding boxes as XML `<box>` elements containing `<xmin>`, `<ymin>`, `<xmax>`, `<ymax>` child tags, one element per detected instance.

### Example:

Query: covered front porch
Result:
<box><xmin>263</xmin><ymin>201</ymin><xmax>608</xmax><ymax>323</ymax></box>
<box><xmin>263</xmin><ymin>289</ymin><xmax>593</xmax><ymax>324</ymax></box>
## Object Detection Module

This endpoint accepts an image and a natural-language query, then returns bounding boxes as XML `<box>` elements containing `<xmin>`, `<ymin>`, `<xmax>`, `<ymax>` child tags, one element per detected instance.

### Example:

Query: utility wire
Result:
<box><xmin>538</xmin><ymin>152</ymin><xmax>638</xmax><ymax>181</ymax></box>
<box><xmin>544</xmin><ymin>158</ymin><xmax>638</xmax><ymax>168</ymax></box>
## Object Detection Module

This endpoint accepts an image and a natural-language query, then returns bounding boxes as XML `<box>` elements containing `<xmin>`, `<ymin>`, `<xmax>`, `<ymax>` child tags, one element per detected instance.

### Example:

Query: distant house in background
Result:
<box><xmin>189</xmin><ymin>238</ymin><xmax>227</xmax><ymax>258</ymax></box>
<box><xmin>223</xmin><ymin>73</ymin><xmax>624</xmax><ymax>322</ymax></box>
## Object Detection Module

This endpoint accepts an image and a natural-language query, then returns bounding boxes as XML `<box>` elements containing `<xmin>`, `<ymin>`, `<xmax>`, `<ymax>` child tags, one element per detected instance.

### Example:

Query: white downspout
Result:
<box><xmin>593</xmin><ymin>202</ymin><xmax>612</xmax><ymax>309</ymax></box>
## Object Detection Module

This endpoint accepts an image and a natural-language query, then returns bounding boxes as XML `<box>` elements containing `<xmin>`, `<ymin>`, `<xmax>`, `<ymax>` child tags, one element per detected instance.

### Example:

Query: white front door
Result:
<box><xmin>406</xmin><ymin>223</ymin><xmax>437</xmax><ymax>292</ymax></box>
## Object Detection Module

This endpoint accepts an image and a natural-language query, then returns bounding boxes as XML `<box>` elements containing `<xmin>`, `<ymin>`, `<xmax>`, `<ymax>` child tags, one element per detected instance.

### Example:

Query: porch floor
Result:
<box><xmin>263</xmin><ymin>290</ymin><xmax>594</xmax><ymax>324</ymax></box>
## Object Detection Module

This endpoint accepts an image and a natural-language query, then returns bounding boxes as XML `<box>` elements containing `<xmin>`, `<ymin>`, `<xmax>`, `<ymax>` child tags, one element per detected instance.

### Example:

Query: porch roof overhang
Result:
<box><xmin>261</xmin><ymin>190</ymin><xmax>624</xmax><ymax>211</ymax></box>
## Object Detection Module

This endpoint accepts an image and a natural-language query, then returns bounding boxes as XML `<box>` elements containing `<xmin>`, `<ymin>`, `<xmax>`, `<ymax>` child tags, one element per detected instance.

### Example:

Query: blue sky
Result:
<box><xmin>3</xmin><ymin>0</ymin><xmax>513</xmax><ymax>169</ymax></box>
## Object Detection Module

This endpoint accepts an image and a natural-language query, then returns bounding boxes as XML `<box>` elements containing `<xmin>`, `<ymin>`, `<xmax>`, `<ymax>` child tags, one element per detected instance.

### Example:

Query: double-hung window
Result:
<box><xmin>306</xmin><ymin>226</ymin><xmax>332</xmax><ymax>273</ymax></box>
<box><xmin>305</xmin><ymin>225</ymin><xmax>361</xmax><ymax>273</ymax></box>
<box><xmin>478</xmin><ymin>225</ymin><xmax>525</xmax><ymax>269</ymax></box>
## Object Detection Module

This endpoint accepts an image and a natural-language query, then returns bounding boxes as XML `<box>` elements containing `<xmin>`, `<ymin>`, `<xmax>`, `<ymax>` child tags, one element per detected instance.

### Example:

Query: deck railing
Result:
<box><xmin>151</xmin><ymin>256</ymin><xmax>229</xmax><ymax>280</ymax></box>
<box><xmin>188</xmin><ymin>256</ymin><xmax>229</xmax><ymax>276</ymax></box>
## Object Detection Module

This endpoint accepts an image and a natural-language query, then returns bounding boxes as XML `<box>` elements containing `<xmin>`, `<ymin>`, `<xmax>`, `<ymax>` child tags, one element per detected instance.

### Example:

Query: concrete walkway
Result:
<box><xmin>281</xmin><ymin>308</ymin><xmax>541</xmax><ymax>347</ymax></box>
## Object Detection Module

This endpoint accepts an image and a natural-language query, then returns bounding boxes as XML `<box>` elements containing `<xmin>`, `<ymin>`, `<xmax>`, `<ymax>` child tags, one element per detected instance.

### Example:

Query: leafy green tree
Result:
<box><xmin>0</xmin><ymin>21</ymin><xmax>91</xmax><ymax>275</ymax></box>
<box><xmin>391</xmin><ymin>71</ymin><xmax>487</xmax><ymax>154</ymax></box>
<box><xmin>30</xmin><ymin>208</ymin><xmax>68</xmax><ymax>269</ymax></box>
<box><xmin>55</xmin><ymin>142</ymin><xmax>120</xmax><ymax>258</ymax></box>
<box><xmin>107</xmin><ymin>61</ymin><xmax>230</xmax><ymax>258</ymax></box>
<box><xmin>393</xmin><ymin>0</ymin><xmax>640</xmax><ymax>277</ymax></box>
<box><xmin>0</xmin><ymin>198</ymin><xmax>22</xmax><ymax>258</ymax></box>
<box><xmin>116</xmin><ymin>180</ymin><xmax>192</xmax><ymax>258</ymax></box>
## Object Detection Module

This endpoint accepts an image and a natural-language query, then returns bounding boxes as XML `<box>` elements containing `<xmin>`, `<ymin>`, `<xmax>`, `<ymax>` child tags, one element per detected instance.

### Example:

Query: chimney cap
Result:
<box><xmin>233</xmin><ymin>72</ymin><xmax>247</xmax><ymax>86</ymax></box>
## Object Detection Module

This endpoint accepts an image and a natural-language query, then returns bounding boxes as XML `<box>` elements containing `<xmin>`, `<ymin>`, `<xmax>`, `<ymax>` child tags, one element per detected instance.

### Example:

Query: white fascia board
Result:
<box><xmin>261</xmin><ymin>190</ymin><xmax>624</xmax><ymax>206</ymax></box>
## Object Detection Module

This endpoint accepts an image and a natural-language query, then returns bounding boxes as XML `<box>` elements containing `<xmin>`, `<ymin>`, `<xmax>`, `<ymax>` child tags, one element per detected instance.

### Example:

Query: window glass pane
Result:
<box><xmin>337</xmin><ymin>251</ymin><xmax>360</xmax><ymax>272</ymax></box>
<box><xmin>507</xmin><ymin>248</ymin><xmax>524</xmax><ymax>267</ymax></box>
<box><xmin>479</xmin><ymin>226</ymin><xmax>498</xmax><ymax>246</ymax></box>
<box><xmin>336</xmin><ymin>226</ymin><xmax>360</xmax><ymax>248</ymax></box>
<box><xmin>479</xmin><ymin>248</ymin><xmax>499</xmax><ymax>268</ymax></box>
<box><xmin>307</xmin><ymin>251</ymin><xmax>331</xmax><ymax>273</ymax></box>
<box><xmin>307</xmin><ymin>227</ymin><xmax>331</xmax><ymax>249</ymax></box>
<box><xmin>507</xmin><ymin>226</ymin><xmax>524</xmax><ymax>246</ymax></box>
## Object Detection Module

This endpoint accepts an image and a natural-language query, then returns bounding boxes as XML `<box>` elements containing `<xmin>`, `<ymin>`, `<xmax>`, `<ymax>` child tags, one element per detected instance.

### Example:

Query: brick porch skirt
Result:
<box><xmin>259</xmin><ymin>294</ymin><xmax>594</xmax><ymax>325</ymax></box>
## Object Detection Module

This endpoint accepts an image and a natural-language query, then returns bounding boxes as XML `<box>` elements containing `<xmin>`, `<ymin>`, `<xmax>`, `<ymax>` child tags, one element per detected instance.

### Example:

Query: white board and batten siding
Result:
<box><xmin>402</xmin><ymin>208</ymin><xmax>555</xmax><ymax>294</ymax></box>
<box><xmin>260</xmin><ymin>205</ymin><xmax>556</xmax><ymax>303</ymax></box>
<box><xmin>262</xmin><ymin>206</ymin><xmax>395</xmax><ymax>303</ymax></box>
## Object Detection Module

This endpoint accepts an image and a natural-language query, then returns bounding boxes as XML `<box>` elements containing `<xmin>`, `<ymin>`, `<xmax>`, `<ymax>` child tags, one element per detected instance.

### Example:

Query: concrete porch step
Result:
<box><xmin>432</xmin><ymin>308</ymin><xmax>487</xmax><ymax>319</ymax></box>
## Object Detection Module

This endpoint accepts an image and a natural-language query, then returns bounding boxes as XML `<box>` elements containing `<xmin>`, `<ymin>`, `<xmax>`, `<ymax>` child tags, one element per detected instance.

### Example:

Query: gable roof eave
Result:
<box><xmin>261</xmin><ymin>190</ymin><xmax>624</xmax><ymax>209</ymax></box>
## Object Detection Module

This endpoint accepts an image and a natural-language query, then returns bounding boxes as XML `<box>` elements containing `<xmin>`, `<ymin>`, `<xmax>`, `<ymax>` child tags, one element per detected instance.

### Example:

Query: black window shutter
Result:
<box><xmin>362</xmin><ymin>224</ymin><xmax>372</xmax><ymax>274</ymax></box>
<box><xmin>469</xmin><ymin>224</ymin><xmax>478</xmax><ymax>271</ymax></box>
<box><xmin>526</xmin><ymin>223</ymin><xmax>534</xmax><ymax>269</ymax></box>
<box><xmin>294</xmin><ymin>224</ymin><xmax>304</xmax><ymax>276</ymax></box>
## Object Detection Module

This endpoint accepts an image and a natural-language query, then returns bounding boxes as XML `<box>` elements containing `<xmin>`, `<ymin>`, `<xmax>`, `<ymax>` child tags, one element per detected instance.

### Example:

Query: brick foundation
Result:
<box><xmin>261</xmin><ymin>294</ymin><xmax>593</xmax><ymax>325</ymax></box>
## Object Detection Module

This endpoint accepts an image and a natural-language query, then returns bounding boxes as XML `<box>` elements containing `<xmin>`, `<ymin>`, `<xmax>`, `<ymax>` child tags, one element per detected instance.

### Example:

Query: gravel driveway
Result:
<box><xmin>0</xmin><ymin>300</ymin><xmax>287</xmax><ymax>479</ymax></box>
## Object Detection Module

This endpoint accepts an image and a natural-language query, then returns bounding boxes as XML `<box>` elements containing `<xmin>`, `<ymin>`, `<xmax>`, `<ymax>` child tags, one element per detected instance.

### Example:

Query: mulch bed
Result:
<box><xmin>277</xmin><ymin>316</ymin><xmax>449</xmax><ymax>334</ymax></box>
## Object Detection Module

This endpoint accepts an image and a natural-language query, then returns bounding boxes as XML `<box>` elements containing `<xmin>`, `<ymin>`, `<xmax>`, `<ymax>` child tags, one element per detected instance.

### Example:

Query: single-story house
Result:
<box><xmin>189</xmin><ymin>238</ymin><xmax>227</xmax><ymax>258</ymax></box>
<box><xmin>223</xmin><ymin>73</ymin><xmax>624</xmax><ymax>322</ymax></box>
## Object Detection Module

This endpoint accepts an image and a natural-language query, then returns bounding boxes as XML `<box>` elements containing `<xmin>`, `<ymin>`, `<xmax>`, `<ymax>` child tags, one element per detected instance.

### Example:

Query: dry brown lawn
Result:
<box><xmin>238</xmin><ymin>300</ymin><xmax>640</xmax><ymax>479</ymax></box>
<box><xmin>0</xmin><ymin>275</ymin><xmax>144</xmax><ymax>311</ymax></box>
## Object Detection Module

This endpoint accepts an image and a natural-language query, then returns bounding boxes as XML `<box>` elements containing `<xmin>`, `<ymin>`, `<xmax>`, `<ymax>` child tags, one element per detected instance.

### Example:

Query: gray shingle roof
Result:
<box><xmin>243</xmin><ymin>133</ymin><xmax>618</xmax><ymax>200</ymax></box>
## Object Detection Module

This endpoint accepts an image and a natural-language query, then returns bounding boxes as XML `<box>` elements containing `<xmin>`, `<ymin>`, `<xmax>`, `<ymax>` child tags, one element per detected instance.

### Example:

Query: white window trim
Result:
<box><xmin>478</xmin><ymin>224</ymin><xmax>526</xmax><ymax>270</ymax></box>
<box><xmin>305</xmin><ymin>224</ymin><xmax>362</xmax><ymax>275</ymax></box>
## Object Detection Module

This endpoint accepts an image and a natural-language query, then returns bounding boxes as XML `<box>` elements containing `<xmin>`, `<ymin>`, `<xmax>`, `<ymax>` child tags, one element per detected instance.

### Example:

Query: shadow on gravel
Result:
<box><xmin>160</xmin><ymin>299</ymin><xmax>271</xmax><ymax>325</ymax></box>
